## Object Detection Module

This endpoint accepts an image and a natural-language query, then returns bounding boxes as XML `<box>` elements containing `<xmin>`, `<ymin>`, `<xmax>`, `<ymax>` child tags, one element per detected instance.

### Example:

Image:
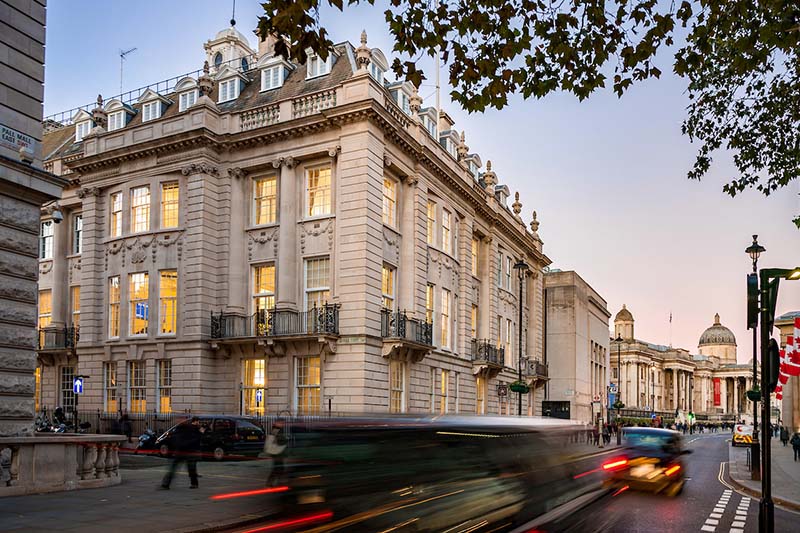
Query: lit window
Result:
<box><xmin>261</xmin><ymin>65</ymin><xmax>284</xmax><ymax>91</ymax></box>
<box><xmin>60</xmin><ymin>366</ymin><xmax>75</xmax><ymax>410</ymax></box>
<box><xmin>253</xmin><ymin>264</ymin><xmax>276</xmax><ymax>318</ymax></box>
<box><xmin>107</xmin><ymin>111</ymin><xmax>125</xmax><ymax>131</ymax></box>
<box><xmin>306</xmin><ymin>167</ymin><xmax>332</xmax><ymax>217</ymax></box>
<box><xmin>390</xmin><ymin>360</ymin><xmax>405</xmax><ymax>413</ymax></box>
<box><xmin>142</xmin><ymin>101</ymin><xmax>161</xmax><ymax>122</ymax></box>
<box><xmin>496</xmin><ymin>252</ymin><xmax>503</xmax><ymax>288</ymax></box>
<box><xmin>426</xmin><ymin>284</ymin><xmax>435</xmax><ymax>324</ymax></box>
<box><xmin>440</xmin><ymin>369</ymin><xmax>449</xmax><ymax>414</ymax></box>
<box><xmin>38</xmin><ymin>289</ymin><xmax>52</xmax><ymax>328</ymax></box>
<box><xmin>75</xmin><ymin>120</ymin><xmax>92</xmax><ymax>142</ymax></box>
<box><xmin>178</xmin><ymin>90</ymin><xmax>197</xmax><ymax>112</ymax></box>
<box><xmin>430</xmin><ymin>368</ymin><xmax>436</xmax><ymax>413</ymax></box>
<box><xmin>128</xmin><ymin>361</ymin><xmax>146</xmax><ymax>413</ymax></box>
<box><xmin>471</xmin><ymin>238</ymin><xmax>479</xmax><ymax>276</ymax></box>
<box><xmin>297</xmin><ymin>356</ymin><xmax>321</xmax><ymax>414</ymax></box>
<box><xmin>34</xmin><ymin>367</ymin><xmax>41</xmax><ymax>412</ymax></box>
<box><xmin>73</xmin><ymin>214</ymin><xmax>82</xmax><ymax>254</ymax></box>
<box><xmin>441</xmin><ymin>288</ymin><xmax>450</xmax><ymax>349</ymax></box>
<box><xmin>382</xmin><ymin>178</ymin><xmax>396</xmax><ymax>226</ymax></box>
<box><xmin>129</xmin><ymin>272</ymin><xmax>149</xmax><ymax>336</ymax></box>
<box><xmin>304</xmin><ymin>257</ymin><xmax>330</xmax><ymax>309</ymax></box>
<box><xmin>109</xmin><ymin>276</ymin><xmax>120</xmax><ymax>338</ymax></box>
<box><xmin>426</xmin><ymin>200</ymin><xmax>436</xmax><ymax>245</ymax></box>
<box><xmin>39</xmin><ymin>220</ymin><xmax>53</xmax><ymax>259</ymax></box>
<box><xmin>442</xmin><ymin>209</ymin><xmax>452</xmax><ymax>254</ymax></box>
<box><xmin>130</xmin><ymin>186</ymin><xmax>150</xmax><ymax>233</ymax></box>
<box><xmin>306</xmin><ymin>54</ymin><xmax>332</xmax><ymax>78</ymax></box>
<box><xmin>110</xmin><ymin>192</ymin><xmax>122</xmax><ymax>237</ymax></box>
<box><xmin>218</xmin><ymin>78</ymin><xmax>240</xmax><ymax>103</ymax></box>
<box><xmin>103</xmin><ymin>361</ymin><xmax>117</xmax><ymax>413</ymax></box>
<box><xmin>160</xmin><ymin>183</ymin><xmax>179</xmax><ymax>228</ymax></box>
<box><xmin>471</xmin><ymin>304</ymin><xmax>478</xmax><ymax>339</ymax></box>
<box><xmin>506</xmin><ymin>318</ymin><xmax>513</xmax><ymax>365</ymax></box>
<box><xmin>243</xmin><ymin>359</ymin><xmax>267</xmax><ymax>415</ymax></box>
<box><xmin>505</xmin><ymin>256</ymin><xmax>512</xmax><ymax>290</ymax></box>
<box><xmin>253</xmin><ymin>176</ymin><xmax>277</xmax><ymax>225</ymax></box>
<box><xmin>157</xmin><ymin>360</ymin><xmax>172</xmax><ymax>413</ymax></box>
<box><xmin>71</xmin><ymin>286</ymin><xmax>80</xmax><ymax>329</ymax></box>
<box><xmin>159</xmin><ymin>270</ymin><xmax>177</xmax><ymax>335</ymax></box>
<box><xmin>476</xmin><ymin>376</ymin><xmax>485</xmax><ymax>414</ymax></box>
<box><xmin>382</xmin><ymin>264</ymin><xmax>395</xmax><ymax>309</ymax></box>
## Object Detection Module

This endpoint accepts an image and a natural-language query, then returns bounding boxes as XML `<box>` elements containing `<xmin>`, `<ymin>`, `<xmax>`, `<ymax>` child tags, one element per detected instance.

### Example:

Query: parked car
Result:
<box><xmin>155</xmin><ymin>415</ymin><xmax>265</xmax><ymax>460</ymax></box>
<box><xmin>603</xmin><ymin>427</ymin><xmax>691</xmax><ymax>497</ymax></box>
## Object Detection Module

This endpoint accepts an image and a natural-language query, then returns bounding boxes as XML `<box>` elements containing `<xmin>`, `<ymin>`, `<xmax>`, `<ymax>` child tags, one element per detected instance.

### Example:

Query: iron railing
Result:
<box><xmin>380</xmin><ymin>309</ymin><xmax>433</xmax><ymax>346</ymax></box>
<box><xmin>210</xmin><ymin>304</ymin><xmax>340</xmax><ymax>339</ymax></box>
<box><xmin>38</xmin><ymin>326</ymin><xmax>79</xmax><ymax>351</ymax></box>
<box><xmin>470</xmin><ymin>339</ymin><xmax>505</xmax><ymax>366</ymax></box>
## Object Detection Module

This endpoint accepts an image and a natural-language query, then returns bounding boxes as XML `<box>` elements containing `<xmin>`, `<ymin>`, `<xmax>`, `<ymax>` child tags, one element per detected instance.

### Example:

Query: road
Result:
<box><xmin>577</xmin><ymin>432</ymin><xmax>799</xmax><ymax>532</ymax></box>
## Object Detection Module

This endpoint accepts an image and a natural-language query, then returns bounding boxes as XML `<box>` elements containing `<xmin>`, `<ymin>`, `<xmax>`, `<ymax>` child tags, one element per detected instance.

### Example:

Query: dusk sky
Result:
<box><xmin>44</xmin><ymin>1</ymin><xmax>800</xmax><ymax>361</ymax></box>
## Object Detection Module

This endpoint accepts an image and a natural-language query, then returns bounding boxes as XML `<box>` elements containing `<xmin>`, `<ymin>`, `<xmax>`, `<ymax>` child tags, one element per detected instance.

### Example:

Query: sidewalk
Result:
<box><xmin>728</xmin><ymin>437</ymin><xmax>800</xmax><ymax>510</ymax></box>
<box><xmin>0</xmin><ymin>451</ymin><xmax>278</xmax><ymax>532</ymax></box>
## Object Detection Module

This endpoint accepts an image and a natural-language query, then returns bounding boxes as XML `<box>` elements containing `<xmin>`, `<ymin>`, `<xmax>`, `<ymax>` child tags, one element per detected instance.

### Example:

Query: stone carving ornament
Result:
<box><xmin>300</xmin><ymin>219</ymin><xmax>334</xmax><ymax>253</ymax></box>
<box><xmin>77</xmin><ymin>187</ymin><xmax>101</xmax><ymax>199</ymax></box>
<box><xmin>180</xmin><ymin>162</ymin><xmax>219</xmax><ymax>176</ymax></box>
<box><xmin>247</xmin><ymin>229</ymin><xmax>279</xmax><ymax>260</ymax></box>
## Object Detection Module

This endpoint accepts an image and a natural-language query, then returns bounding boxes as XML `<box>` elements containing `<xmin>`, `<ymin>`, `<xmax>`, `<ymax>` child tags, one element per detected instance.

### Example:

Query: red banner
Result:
<box><xmin>713</xmin><ymin>378</ymin><xmax>721</xmax><ymax>406</ymax></box>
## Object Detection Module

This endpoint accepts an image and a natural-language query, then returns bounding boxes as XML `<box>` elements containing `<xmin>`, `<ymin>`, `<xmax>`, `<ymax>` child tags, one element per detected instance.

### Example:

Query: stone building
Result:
<box><xmin>544</xmin><ymin>270</ymin><xmax>611</xmax><ymax>423</ymax></box>
<box><xmin>36</xmin><ymin>25</ymin><xmax>551</xmax><ymax>418</ymax></box>
<box><xmin>610</xmin><ymin>306</ymin><xmax>754</xmax><ymax>421</ymax></box>
<box><xmin>0</xmin><ymin>0</ymin><xmax>67</xmax><ymax>436</ymax></box>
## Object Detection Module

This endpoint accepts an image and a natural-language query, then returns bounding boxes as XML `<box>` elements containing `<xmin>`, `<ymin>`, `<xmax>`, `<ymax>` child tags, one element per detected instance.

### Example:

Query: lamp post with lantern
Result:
<box><xmin>513</xmin><ymin>259</ymin><xmax>530</xmax><ymax>416</ymax></box>
<box><xmin>745</xmin><ymin>235</ymin><xmax>765</xmax><ymax>481</ymax></box>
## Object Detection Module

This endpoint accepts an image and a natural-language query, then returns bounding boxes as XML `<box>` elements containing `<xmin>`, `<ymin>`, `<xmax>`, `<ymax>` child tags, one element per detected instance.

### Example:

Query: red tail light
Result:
<box><xmin>602</xmin><ymin>458</ymin><xmax>628</xmax><ymax>471</ymax></box>
<box><xmin>242</xmin><ymin>511</ymin><xmax>334</xmax><ymax>532</ymax></box>
<box><xmin>665</xmin><ymin>465</ymin><xmax>681</xmax><ymax>477</ymax></box>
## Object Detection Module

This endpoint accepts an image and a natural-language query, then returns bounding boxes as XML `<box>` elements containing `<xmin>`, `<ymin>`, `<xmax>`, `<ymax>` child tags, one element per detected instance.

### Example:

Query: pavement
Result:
<box><xmin>728</xmin><ymin>435</ymin><xmax>800</xmax><ymax>511</ymax></box>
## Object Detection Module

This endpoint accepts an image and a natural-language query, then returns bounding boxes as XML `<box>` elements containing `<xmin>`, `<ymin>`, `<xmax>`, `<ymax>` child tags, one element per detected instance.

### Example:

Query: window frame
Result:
<box><xmin>130</xmin><ymin>185</ymin><xmax>151</xmax><ymax>233</ymax></box>
<box><xmin>441</xmin><ymin>209</ymin><xmax>452</xmax><ymax>254</ymax></box>
<box><xmin>306</xmin><ymin>54</ymin><xmax>332</xmax><ymax>79</ymax></box>
<box><xmin>260</xmin><ymin>65</ymin><xmax>284</xmax><ymax>91</ymax></box>
<box><xmin>304</xmin><ymin>257</ymin><xmax>331</xmax><ymax>310</ymax></box>
<box><xmin>218</xmin><ymin>78</ymin><xmax>240</xmax><ymax>103</ymax></box>
<box><xmin>141</xmin><ymin>101</ymin><xmax>161</xmax><ymax>122</ymax></box>
<box><xmin>75</xmin><ymin>120</ymin><xmax>92</xmax><ymax>142</ymax></box>
<box><xmin>39</xmin><ymin>220</ymin><xmax>53</xmax><ymax>259</ymax></box>
<box><xmin>382</xmin><ymin>264</ymin><xmax>396</xmax><ymax>309</ymax></box>
<box><xmin>157</xmin><ymin>360</ymin><xmax>172</xmax><ymax>413</ymax></box>
<box><xmin>72</xmin><ymin>214</ymin><xmax>83</xmax><ymax>254</ymax></box>
<box><xmin>389</xmin><ymin>360</ymin><xmax>406</xmax><ymax>413</ymax></box>
<box><xmin>441</xmin><ymin>288</ymin><xmax>451</xmax><ymax>350</ymax></box>
<box><xmin>108</xmin><ymin>276</ymin><xmax>121</xmax><ymax>338</ymax></box>
<box><xmin>128</xmin><ymin>360</ymin><xmax>146</xmax><ymax>413</ymax></box>
<box><xmin>128</xmin><ymin>272</ymin><xmax>149</xmax><ymax>337</ymax></box>
<box><xmin>382</xmin><ymin>177</ymin><xmax>397</xmax><ymax>227</ymax></box>
<box><xmin>104</xmin><ymin>361</ymin><xmax>117</xmax><ymax>412</ymax></box>
<box><xmin>476</xmin><ymin>375</ymin><xmax>486</xmax><ymax>414</ymax></box>
<box><xmin>253</xmin><ymin>175</ymin><xmax>278</xmax><ymax>226</ymax></box>
<box><xmin>158</xmin><ymin>270</ymin><xmax>178</xmax><ymax>336</ymax></box>
<box><xmin>160</xmin><ymin>182</ymin><xmax>180</xmax><ymax>229</ymax></box>
<box><xmin>296</xmin><ymin>356</ymin><xmax>321</xmax><ymax>414</ymax></box>
<box><xmin>470</xmin><ymin>304</ymin><xmax>478</xmax><ymax>339</ymax></box>
<box><xmin>70</xmin><ymin>286</ymin><xmax>80</xmax><ymax>329</ymax></box>
<box><xmin>505</xmin><ymin>256</ymin><xmax>512</xmax><ymax>290</ymax></box>
<box><xmin>242</xmin><ymin>358</ymin><xmax>267</xmax><ymax>416</ymax></box>
<box><xmin>38</xmin><ymin>289</ymin><xmax>52</xmax><ymax>329</ymax></box>
<box><xmin>305</xmin><ymin>166</ymin><xmax>333</xmax><ymax>218</ymax></box>
<box><xmin>426</xmin><ymin>200</ymin><xmax>436</xmax><ymax>245</ymax></box>
<box><xmin>107</xmin><ymin>111</ymin><xmax>126</xmax><ymax>131</ymax></box>
<box><xmin>178</xmin><ymin>90</ymin><xmax>198</xmax><ymax>112</ymax></box>
<box><xmin>110</xmin><ymin>192</ymin><xmax>122</xmax><ymax>238</ymax></box>
<box><xmin>60</xmin><ymin>366</ymin><xmax>75</xmax><ymax>411</ymax></box>
<box><xmin>471</xmin><ymin>237</ymin><xmax>479</xmax><ymax>276</ymax></box>
<box><xmin>426</xmin><ymin>284</ymin><xmax>435</xmax><ymax>325</ymax></box>
<box><xmin>252</xmin><ymin>264</ymin><xmax>276</xmax><ymax>321</ymax></box>
<box><xmin>440</xmin><ymin>369</ymin><xmax>449</xmax><ymax>414</ymax></box>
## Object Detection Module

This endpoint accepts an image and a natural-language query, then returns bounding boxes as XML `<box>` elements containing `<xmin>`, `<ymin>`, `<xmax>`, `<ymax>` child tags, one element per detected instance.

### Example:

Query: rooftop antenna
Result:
<box><xmin>119</xmin><ymin>47</ymin><xmax>137</xmax><ymax>95</ymax></box>
<box><xmin>434</xmin><ymin>0</ymin><xmax>441</xmax><ymax>139</ymax></box>
<box><xmin>230</xmin><ymin>0</ymin><xmax>236</xmax><ymax>26</ymax></box>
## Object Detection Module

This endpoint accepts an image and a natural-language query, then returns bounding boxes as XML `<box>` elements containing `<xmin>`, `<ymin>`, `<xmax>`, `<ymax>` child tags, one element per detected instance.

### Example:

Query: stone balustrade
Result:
<box><xmin>292</xmin><ymin>89</ymin><xmax>337</xmax><ymax>119</ymax></box>
<box><xmin>0</xmin><ymin>434</ymin><xmax>126</xmax><ymax>497</ymax></box>
<box><xmin>240</xmin><ymin>103</ymin><xmax>280</xmax><ymax>131</ymax></box>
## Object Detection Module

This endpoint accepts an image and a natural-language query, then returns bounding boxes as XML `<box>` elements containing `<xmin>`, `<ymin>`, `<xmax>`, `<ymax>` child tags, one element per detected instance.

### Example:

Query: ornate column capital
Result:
<box><xmin>328</xmin><ymin>146</ymin><xmax>341</xmax><ymax>159</ymax></box>
<box><xmin>76</xmin><ymin>186</ymin><xmax>101</xmax><ymax>199</ymax></box>
<box><xmin>180</xmin><ymin>162</ymin><xmax>219</xmax><ymax>176</ymax></box>
<box><xmin>227</xmin><ymin>167</ymin><xmax>247</xmax><ymax>180</ymax></box>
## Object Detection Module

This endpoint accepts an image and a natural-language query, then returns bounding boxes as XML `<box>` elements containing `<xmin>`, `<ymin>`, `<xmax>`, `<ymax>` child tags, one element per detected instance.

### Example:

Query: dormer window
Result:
<box><xmin>261</xmin><ymin>65</ymin><xmax>285</xmax><ymax>91</ymax></box>
<box><xmin>108</xmin><ymin>111</ymin><xmax>125</xmax><ymax>132</ymax></box>
<box><xmin>369</xmin><ymin>63</ymin><xmax>384</xmax><ymax>84</ymax></box>
<box><xmin>214</xmin><ymin>52</ymin><xmax>223</xmax><ymax>68</ymax></box>
<box><xmin>218</xmin><ymin>78</ymin><xmax>240</xmax><ymax>102</ymax></box>
<box><xmin>141</xmin><ymin>101</ymin><xmax>161</xmax><ymax>122</ymax></box>
<box><xmin>306</xmin><ymin>53</ymin><xmax>332</xmax><ymax>79</ymax></box>
<box><xmin>424</xmin><ymin>116</ymin><xmax>436</xmax><ymax>138</ymax></box>
<box><xmin>396</xmin><ymin>92</ymin><xmax>410</xmax><ymax>114</ymax></box>
<box><xmin>179</xmin><ymin>90</ymin><xmax>197</xmax><ymax>112</ymax></box>
<box><xmin>75</xmin><ymin>120</ymin><xmax>92</xmax><ymax>142</ymax></box>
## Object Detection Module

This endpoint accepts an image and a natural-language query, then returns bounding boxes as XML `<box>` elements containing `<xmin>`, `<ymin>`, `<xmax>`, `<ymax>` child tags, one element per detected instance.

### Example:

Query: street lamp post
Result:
<box><xmin>513</xmin><ymin>259</ymin><xmax>529</xmax><ymax>416</ymax></box>
<box><xmin>615</xmin><ymin>335</ymin><xmax>623</xmax><ymax>444</ymax></box>
<box><xmin>745</xmin><ymin>235</ymin><xmax>765</xmax><ymax>481</ymax></box>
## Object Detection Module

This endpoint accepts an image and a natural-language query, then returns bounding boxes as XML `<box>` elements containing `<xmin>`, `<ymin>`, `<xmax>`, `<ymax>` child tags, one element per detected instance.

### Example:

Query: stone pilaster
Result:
<box><xmin>49</xmin><ymin>213</ymin><xmax>69</xmax><ymax>327</ymax></box>
<box><xmin>398</xmin><ymin>176</ymin><xmax>417</xmax><ymax>314</ymax></box>
<box><xmin>76</xmin><ymin>189</ymin><xmax>102</xmax><ymax>344</ymax></box>
<box><xmin>276</xmin><ymin>158</ymin><xmax>297</xmax><ymax>310</ymax></box>
<box><xmin>225</xmin><ymin>168</ymin><xmax>247</xmax><ymax>314</ymax></box>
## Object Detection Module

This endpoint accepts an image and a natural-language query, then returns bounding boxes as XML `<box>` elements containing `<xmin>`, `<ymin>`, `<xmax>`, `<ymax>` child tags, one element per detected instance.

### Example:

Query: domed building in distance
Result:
<box><xmin>610</xmin><ymin>306</ymin><xmax>754</xmax><ymax>423</ymax></box>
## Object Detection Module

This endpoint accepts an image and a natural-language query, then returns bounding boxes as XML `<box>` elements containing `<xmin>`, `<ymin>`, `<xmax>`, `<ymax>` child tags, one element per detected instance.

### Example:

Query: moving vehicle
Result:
<box><xmin>155</xmin><ymin>415</ymin><xmax>265</xmax><ymax>460</ymax></box>
<box><xmin>604</xmin><ymin>427</ymin><xmax>690</xmax><ymax>497</ymax></box>
<box><xmin>732</xmin><ymin>424</ymin><xmax>755</xmax><ymax>447</ymax></box>
<box><xmin>262</xmin><ymin>416</ymin><xmax>610</xmax><ymax>532</ymax></box>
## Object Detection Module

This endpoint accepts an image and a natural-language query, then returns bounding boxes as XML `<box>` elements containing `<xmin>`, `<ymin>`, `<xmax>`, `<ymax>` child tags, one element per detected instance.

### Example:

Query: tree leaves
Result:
<box><xmin>257</xmin><ymin>0</ymin><xmax>800</xmax><ymax>227</ymax></box>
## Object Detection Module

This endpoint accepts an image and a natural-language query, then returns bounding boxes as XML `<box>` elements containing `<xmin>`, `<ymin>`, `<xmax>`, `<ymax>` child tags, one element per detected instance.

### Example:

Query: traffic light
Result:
<box><xmin>747</xmin><ymin>274</ymin><xmax>758</xmax><ymax>329</ymax></box>
<box><xmin>766</xmin><ymin>338</ymin><xmax>780</xmax><ymax>393</ymax></box>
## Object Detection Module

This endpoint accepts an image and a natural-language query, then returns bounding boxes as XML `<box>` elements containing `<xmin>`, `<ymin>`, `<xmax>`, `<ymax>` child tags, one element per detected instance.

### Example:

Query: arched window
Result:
<box><xmin>241</xmin><ymin>57</ymin><xmax>249</xmax><ymax>71</ymax></box>
<box><xmin>214</xmin><ymin>52</ymin><xmax>223</xmax><ymax>68</ymax></box>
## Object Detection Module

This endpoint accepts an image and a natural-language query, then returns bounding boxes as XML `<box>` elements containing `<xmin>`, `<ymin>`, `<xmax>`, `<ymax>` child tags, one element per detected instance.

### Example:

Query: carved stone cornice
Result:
<box><xmin>227</xmin><ymin>167</ymin><xmax>247</xmax><ymax>180</ymax></box>
<box><xmin>181</xmin><ymin>162</ymin><xmax>219</xmax><ymax>176</ymax></box>
<box><xmin>76</xmin><ymin>186</ymin><xmax>101</xmax><ymax>199</ymax></box>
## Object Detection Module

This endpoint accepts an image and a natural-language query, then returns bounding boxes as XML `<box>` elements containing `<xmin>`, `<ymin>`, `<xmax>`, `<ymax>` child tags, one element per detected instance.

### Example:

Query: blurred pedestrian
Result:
<box><xmin>120</xmin><ymin>414</ymin><xmax>132</xmax><ymax>443</ymax></box>
<box><xmin>791</xmin><ymin>432</ymin><xmax>800</xmax><ymax>462</ymax></box>
<box><xmin>161</xmin><ymin>417</ymin><xmax>203</xmax><ymax>489</ymax></box>
<box><xmin>780</xmin><ymin>426</ymin><xmax>789</xmax><ymax>447</ymax></box>
<box><xmin>265</xmin><ymin>419</ymin><xmax>288</xmax><ymax>486</ymax></box>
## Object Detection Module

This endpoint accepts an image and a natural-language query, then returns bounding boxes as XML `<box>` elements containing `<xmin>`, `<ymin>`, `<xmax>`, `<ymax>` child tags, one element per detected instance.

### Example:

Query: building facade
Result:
<box><xmin>544</xmin><ymin>270</ymin><xmax>611</xmax><ymax>424</ymax></box>
<box><xmin>0</xmin><ymin>0</ymin><xmax>67</xmax><ymax>436</ymax></box>
<box><xmin>36</xmin><ymin>26</ymin><xmax>551</xmax><ymax>418</ymax></box>
<box><xmin>610</xmin><ymin>307</ymin><xmax>754</xmax><ymax>422</ymax></box>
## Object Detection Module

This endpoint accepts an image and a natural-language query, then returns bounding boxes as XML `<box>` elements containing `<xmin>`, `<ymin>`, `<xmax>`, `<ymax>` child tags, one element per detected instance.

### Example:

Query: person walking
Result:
<box><xmin>265</xmin><ymin>418</ymin><xmax>289</xmax><ymax>486</ymax></box>
<box><xmin>161</xmin><ymin>417</ymin><xmax>203</xmax><ymax>489</ymax></box>
<box><xmin>780</xmin><ymin>426</ymin><xmax>789</xmax><ymax>447</ymax></box>
<box><xmin>791</xmin><ymin>432</ymin><xmax>800</xmax><ymax>462</ymax></box>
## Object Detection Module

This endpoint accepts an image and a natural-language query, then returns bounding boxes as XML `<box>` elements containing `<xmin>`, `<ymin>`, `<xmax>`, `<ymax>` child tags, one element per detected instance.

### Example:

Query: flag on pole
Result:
<box><xmin>785</xmin><ymin>336</ymin><xmax>800</xmax><ymax>376</ymax></box>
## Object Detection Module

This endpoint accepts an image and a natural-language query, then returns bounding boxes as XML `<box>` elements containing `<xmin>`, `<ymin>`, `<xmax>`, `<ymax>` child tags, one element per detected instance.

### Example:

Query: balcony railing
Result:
<box><xmin>525</xmin><ymin>359</ymin><xmax>548</xmax><ymax>379</ymax></box>
<box><xmin>38</xmin><ymin>326</ymin><xmax>79</xmax><ymax>351</ymax></box>
<box><xmin>470</xmin><ymin>339</ymin><xmax>505</xmax><ymax>366</ymax></box>
<box><xmin>380</xmin><ymin>309</ymin><xmax>433</xmax><ymax>346</ymax></box>
<box><xmin>210</xmin><ymin>304</ymin><xmax>340</xmax><ymax>340</ymax></box>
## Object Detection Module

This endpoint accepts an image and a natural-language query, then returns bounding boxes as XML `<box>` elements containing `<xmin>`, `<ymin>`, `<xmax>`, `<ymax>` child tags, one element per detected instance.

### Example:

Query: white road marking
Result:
<box><xmin>730</xmin><ymin>529</ymin><xmax>744</xmax><ymax>533</ymax></box>
<box><xmin>700</xmin><ymin>526</ymin><xmax>716</xmax><ymax>532</ymax></box>
<box><xmin>709</xmin><ymin>513</ymin><xmax>722</xmax><ymax>519</ymax></box>
<box><xmin>732</xmin><ymin>521</ymin><xmax>745</xmax><ymax>527</ymax></box>
<box><xmin>705</xmin><ymin>519</ymin><xmax>719</xmax><ymax>526</ymax></box>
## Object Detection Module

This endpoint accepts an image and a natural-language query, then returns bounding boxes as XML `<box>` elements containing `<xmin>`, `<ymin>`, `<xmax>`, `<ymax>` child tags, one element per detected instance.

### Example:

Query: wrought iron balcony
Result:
<box><xmin>470</xmin><ymin>339</ymin><xmax>505</xmax><ymax>366</ymax></box>
<box><xmin>380</xmin><ymin>309</ymin><xmax>433</xmax><ymax>346</ymax></box>
<box><xmin>210</xmin><ymin>304</ymin><xmax>340</xmax><ymax>340</ymax></box>
<box><xmin>38</xmin><ymin>326</ymin><xmax>79</xmax><ymax>351</ymax></box>
<box><xmin>525</xmin><ymin>358</ymin><xmax>548</xmax><ymax>379</ymax></box>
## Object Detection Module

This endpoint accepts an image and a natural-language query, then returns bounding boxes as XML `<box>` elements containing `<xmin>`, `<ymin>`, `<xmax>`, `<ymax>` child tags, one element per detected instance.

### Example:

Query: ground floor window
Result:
<box><xmin>34</xmin><ymin>367</ymin><xmax>41</xmax><ymax>412</ymax></box>
<box><xmin>128</xmin><ymin>361</ymin><xmax>146</xmax><ymax>413</ymax></box>
<box><xmin>475</xmin><ymin>376</ymin><xmax>486</xmax><ymax>414</ymax></box>
<box><xmin>296</xmin><ymin>356</ymin><xmax>320</xmax><ymax>414</ymax></box>
<box><xmin>243</xmin><ymin>359</ymin><xmax>267</xmax><ymax>415</ymax></box>
<box><xmin>104</xmin><ymin>362</ymin><xmax>117</xmax><ymax>412</ymax></box>
<box><xmin>157</xmin><ymin>360</ymin><xmax>172</xmax><ymax>413</ymax></box>
<box><xmin>389</xmin><ymin>360</ymin><xmax>405</xmax><ymax>413</ymax></box>
<box><xmin>60</xmin><ymin>366</ymin><xmax>75</xmax><ymax>411</ymax></box>
<box><xmin>440</xmin><ymin>369</ymin><xmax>450</xmax><ymax>414</ymax></box>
